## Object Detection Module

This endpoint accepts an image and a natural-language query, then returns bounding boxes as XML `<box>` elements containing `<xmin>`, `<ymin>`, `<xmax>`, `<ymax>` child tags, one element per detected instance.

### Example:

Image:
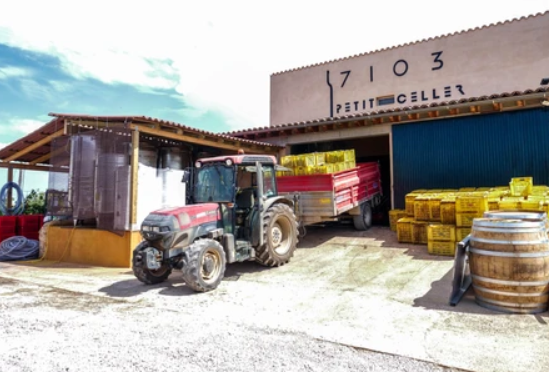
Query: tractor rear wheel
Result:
<box><xmin>353</xmin><ymin>202</ymin><xmax>372</xmax><ymax>231</ymax></box>
<box><xmin>132</xmin><ymin>242</ymin><xmax>172</xmax><ymax>285</ymax></box>
<box><xmin>256</xmin><ymin>203</ymin><xmax>299</xmax><ymax>267</ymax></box>
<box><xmin>182</xmin><ymin>239</ymin><xmax>226</xmax><ymax>292</ymax></box>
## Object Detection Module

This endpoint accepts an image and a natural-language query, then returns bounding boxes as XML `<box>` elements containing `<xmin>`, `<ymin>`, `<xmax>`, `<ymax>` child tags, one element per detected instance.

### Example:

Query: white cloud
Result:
<box><xmin>0</xmin><ymin>0</ymin><xmax>547</xmax><ymax>130</ymax></box>
<box><xmin>0</xmin><ymin>142</ymin><xmax>7</xmax><ymax>150</ymax></box>
<box><xmin>0</xmin><ymin>117</ymin><xmax>46</xmax><ymax>135</ymax></box>
<box><xmin>0</xmin><ymin>66</ymin><xmax>32</xmax><ymax>80</ymax></box>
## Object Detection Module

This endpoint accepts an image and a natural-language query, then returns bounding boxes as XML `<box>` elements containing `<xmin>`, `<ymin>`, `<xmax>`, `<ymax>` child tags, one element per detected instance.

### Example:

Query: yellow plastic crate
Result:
<box><xmin>476</xmin><ymin>187</ymin><xmax>491</xmax><ymax>191</ymax></box>
<box><xmin>315</xmin><ymin>164</ymin><xmax>335</xmax><ymax>174</ymax></box>
<box><xmin>295</xmin><ymin>154</ymin><xmax>316</xmax><ymax>167</ymax></box>
<box><xmin>414</xmin><ymin>197</ymin><xmax>431</xmax><ymax>221</ymax></box>
<box><xmin>459</xmin><ymin>187</ymin><xmax>476</xmax><ymax>192</ymax></box>
<box><xmin>498</xmin><ymin>196</ymin><xmax>524</xmax><ymax>211</ymax></box>
<box><xmin>428</xmin><ymin>240</ymin><xmax>456</xmax><ymax>256</ymax></box>
<box><xmin>455</xmin><ymin>194</ymin><xmax>488</xmax><ymax>213</ymax></box>
<box><xmin>456</xmin><ymin>211</ymin><xmax>481</xmax><ymax>227</ymax></box>
<box><xmin>488</xmin><ymin>189</ymin><xmax>509</xmax><ymax>198</ymax></box>
<box><xmin>428</xmin><ymin>196</ymin><xmax>443</xmax><ymax>221</ymax></box>
<box><xmin>487</xmin><ymin>197</ymin><xmax>500</xmax><ymax>211</ymax></box>
<box><xmin>427</xmin><ymin>224</ymin><xmax>456</xmax><ymax>242</ymax></box>
<box><xmin>456</xmin><ymin>227</ymin><xmax>471</xmax><ymax>242</ymax></box>
<box><xmin>520</xmin><ymin>195</ymin><xmax>547</xmax><ymax>211</ymax></box>
<box><xmin>412</xmin><ymin>221</ymin><xmax>429</xmax><ymax>245</ymax></box>
<box><xmin>314</xmin><ymin>152</ymin><xmax>326</xmax><ymax>166</ymax></box>
<box><xmin>344</xmin><ymin>149</ymin><xmax>356</xmax><ymax>162</ymax></box>
<box><xmin>531</xmin><ymin>185</ymin><xmax>549</xmax><ymax>196</ymax></box>
<box><xmin>389</xmin><ymin>209</ymin><xmax>408</xmax><ymax>232</ymax></box>
<box><xmin>405</xmin><ymin>193</ymin><xmax>419</xmax><ymax>217</ymax></box>
<box><xmin>440</xmin><ymin>197</ymin><xmax>456</xmax><ymax>225</ymax></box>
<box><xmin>281</xmin><ymin>155</ymin><xmax>296</xmax><ymax>168</ymax></box>
<box><xmin>276</xmin><ymin>170</ymin><xmax>293</xmax><ymax>177</ymax></box>
<box><xmin>412</xmin><ymin>189</ymin><xmax>428</xmax><ymax>193</ymax></box>
<box><xmin>492</xmin><ymin>186</ymin><xmax>510</xmax><ymax>190</ymax></box>
<box><xmin>397</xmin><ymin>217</ymin><xmax>414</xmax><ymax>243</ymax></box>
<box><xmin>345</xmin><ymin>161</ymin><xmax>356</xmax><ymax>170</ymax></box>
<box><xmin>326</xmin><ymin>151</ymin><xmax>344</xmax><ymax>163</ymax></box>
<box><xmin>510</xmin><ymin>177</ymin><xmax>533</xmax><ymax>197</ymax></box>
<box><xmin>334</xmin><ymin>162</ymin><xmax>346</xmax><ymax>172</ymax></box>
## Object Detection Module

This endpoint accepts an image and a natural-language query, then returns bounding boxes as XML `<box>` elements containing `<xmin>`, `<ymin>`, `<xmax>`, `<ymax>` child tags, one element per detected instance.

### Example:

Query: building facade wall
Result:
<box><xmin>270</xmin><ymin>13</ymin><xmax>549</xmax><ymax>126</ymax></box>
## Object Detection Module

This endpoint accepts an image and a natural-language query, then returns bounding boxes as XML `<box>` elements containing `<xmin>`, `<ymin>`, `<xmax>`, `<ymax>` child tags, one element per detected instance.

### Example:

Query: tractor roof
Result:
<box><xmin>198</xmin><ymin>154</ymin><xmax>277</xmax><ymax>165</ymax></box>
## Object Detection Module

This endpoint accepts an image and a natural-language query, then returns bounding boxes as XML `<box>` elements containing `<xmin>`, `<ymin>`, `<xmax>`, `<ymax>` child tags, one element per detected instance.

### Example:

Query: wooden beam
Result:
<box><xmin>30</xmin><ymin>146</ymin><xmax>67</xmax><ymax>165</ymax></box>
<box><xmin>4</xmin><ymin>129</ymin><xmax>65</xmax><ymax>162</ymax></box>
<box><xmin>130</xmin><ymin>129</ymin><xmax>139</xmax><ymax>226</ymax></box>
<box><xmin>0</xmin><ymin>161</ymin><xmax>69</xmax><ymax>172</ymax></box>
<box><xmin>129</xmin><ymin>124</ymin><xmax>278</xmax><ymax>154</ymax></box>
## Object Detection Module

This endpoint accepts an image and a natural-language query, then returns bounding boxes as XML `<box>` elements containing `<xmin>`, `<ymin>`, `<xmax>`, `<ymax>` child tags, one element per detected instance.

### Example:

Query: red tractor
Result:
<box><xmin>132</xmin><ymin>154</ymin><xmax>299</xmax><ymax>292</ymax></box>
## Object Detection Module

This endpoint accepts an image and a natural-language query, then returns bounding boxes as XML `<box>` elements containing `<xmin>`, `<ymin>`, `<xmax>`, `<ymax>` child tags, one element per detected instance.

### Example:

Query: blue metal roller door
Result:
<box><xmin>392</xmin><ymin>108</ymin><xmax>549</xmax><ymax>209</ymax></box>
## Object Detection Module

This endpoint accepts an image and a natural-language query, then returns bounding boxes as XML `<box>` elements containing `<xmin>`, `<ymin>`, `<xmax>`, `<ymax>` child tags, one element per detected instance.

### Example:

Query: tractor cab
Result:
<box><xmin>188</xmin><ymin>155</ymin><xmax>280</xmax><ymax>242</ymax></box>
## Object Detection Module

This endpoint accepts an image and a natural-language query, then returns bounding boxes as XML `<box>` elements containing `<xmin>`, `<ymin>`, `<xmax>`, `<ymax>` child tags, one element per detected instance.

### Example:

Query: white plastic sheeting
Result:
<box><xmin>135</xmin><ymin>163</ymin><xmax>186</xmax><ymax>230</ymax></box>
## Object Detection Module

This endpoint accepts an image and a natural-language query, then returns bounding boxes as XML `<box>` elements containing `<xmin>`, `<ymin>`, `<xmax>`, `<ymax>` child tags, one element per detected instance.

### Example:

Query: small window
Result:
<box><xmin>377</xmin><ymin>95</ymin><xmax>395</xmax><ymax>106</ymax></box>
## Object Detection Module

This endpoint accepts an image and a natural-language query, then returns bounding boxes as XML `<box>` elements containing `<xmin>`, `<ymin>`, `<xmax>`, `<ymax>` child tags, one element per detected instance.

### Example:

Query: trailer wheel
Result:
<box><xmin>132</xmin><ymin>242</ymin><xmax>172</xmax><ymax>285</ymax></box>
<box><xmin>353</xmin><ymin>202</ymin><xmax>372</xmax><ymax>231</ymax></box>
<box><xmin>182</xmin><ymin>239</ymin><xmax>226</xmax><ymax>292</ymax></box>
<box><xmin>256</xmin><ymin>203</ymin><xmax>299</xmax><ymax>267</ymax></box>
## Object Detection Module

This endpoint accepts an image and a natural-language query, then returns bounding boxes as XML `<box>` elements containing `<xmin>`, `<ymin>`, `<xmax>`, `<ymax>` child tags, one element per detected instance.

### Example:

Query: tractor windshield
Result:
<box><xmin>193</xmin><ymin>164</ymin><xmax>235</xmax><ymax>203</ymax></box>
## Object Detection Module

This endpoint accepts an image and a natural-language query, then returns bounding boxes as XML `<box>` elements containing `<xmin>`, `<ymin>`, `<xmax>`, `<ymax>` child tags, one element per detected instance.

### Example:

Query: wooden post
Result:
<box><xmin>130</xmin><ymin>128</ymin><xmax>139</xmax><ymax>229</ymax></box>
<box><xmin>7</xmin><ymin>166</ymin><xmax>13</xmax><ymax>210</ymax></box>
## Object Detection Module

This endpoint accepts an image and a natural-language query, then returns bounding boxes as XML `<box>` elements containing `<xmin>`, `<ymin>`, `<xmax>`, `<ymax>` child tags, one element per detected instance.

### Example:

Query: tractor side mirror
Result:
<box><xmin>181</xmin><ymin>170</ymin><xmax>190</xmax><ymax>183</ymax></box>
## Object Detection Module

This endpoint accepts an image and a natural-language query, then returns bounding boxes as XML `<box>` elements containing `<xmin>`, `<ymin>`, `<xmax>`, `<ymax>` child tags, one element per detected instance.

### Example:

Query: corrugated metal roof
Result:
<box><xmin>48</xmin><ymin>113</ymin><xmax>280</xmax><ymax>148</ymax></box>
<box><xmin>226</xmin><ymin>88</ymin><xmax>549</xmax><ymax>137</ymax></box>
<box><xmin>0</xmin><ymin>117</ymin><xmax>65</xmax><ymax>164</ymax></box>
<box><xmin>0</xmin><ymin>114</ymin><xmax>282</xmax><ymax>166</ymax></box>
<box><xmin>271</xmin><ymin>11</ymin><xmax>549</xmax><ymax>76</ymax></box>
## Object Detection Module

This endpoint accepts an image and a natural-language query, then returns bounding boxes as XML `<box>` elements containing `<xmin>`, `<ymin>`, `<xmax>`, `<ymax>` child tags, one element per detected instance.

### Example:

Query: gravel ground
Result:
<box><xmin>0</xmin><ymin>275</ymin><xmax>466</xmax><ymax>372</ymax></box>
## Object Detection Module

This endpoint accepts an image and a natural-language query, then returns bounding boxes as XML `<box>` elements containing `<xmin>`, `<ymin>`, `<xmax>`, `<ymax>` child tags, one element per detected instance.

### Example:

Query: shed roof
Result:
<box><xmin>0</xmin><ymin>114</ymin><xmax>282</xmax><ymax>170</ymax></box>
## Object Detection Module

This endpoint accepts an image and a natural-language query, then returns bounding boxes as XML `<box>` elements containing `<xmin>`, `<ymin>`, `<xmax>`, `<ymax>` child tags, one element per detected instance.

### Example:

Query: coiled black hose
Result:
<box><xmin>0</xmin><ymin>182</ymin><xmax>24</xmax><ymax>215</ymax></box>
<box><xmin>0</xmin><ymin>236</ymin><xmax>39</xmax><ymax>261</ymax></box>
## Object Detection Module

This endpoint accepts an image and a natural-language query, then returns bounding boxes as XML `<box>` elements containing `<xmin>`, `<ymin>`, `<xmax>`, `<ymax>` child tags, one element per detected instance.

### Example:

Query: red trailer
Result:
<box><xmin>277</xmin><ymin>162</ymin><xmax>383</xmax><ymax>231</ymax></box>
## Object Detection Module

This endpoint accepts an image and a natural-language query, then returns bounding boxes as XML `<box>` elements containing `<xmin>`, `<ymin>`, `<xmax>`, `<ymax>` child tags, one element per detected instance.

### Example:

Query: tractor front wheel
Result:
<box><xmin>182</xmin><ymin>239</ymin><xmax>226</xmax><ymax>292</ymax></box>
<box><xmin>132</xmin><ymin>242</ymin><xmax>172</xmax><ymax>285</ymax></box>
<box><xmin>256</xmin><ymin>203</ymin><xmax>299</xmax><ymax>267</ymax></box>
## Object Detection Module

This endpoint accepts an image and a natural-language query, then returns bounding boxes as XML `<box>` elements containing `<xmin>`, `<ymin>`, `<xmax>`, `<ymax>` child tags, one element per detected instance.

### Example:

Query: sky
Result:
<box><xmin>0</xmin><ymin>0</ymin><xmax>548</xmax><ymax>193</ymax></box>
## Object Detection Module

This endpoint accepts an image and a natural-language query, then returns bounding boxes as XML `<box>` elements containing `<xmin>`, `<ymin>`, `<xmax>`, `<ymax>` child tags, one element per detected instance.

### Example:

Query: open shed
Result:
<box><xmin>0</xmin><ymin>113</ymin><xmax>282</xmax><ymax>267</ymax></box>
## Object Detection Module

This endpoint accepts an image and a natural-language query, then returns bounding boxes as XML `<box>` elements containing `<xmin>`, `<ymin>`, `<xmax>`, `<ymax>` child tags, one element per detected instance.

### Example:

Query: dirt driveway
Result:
<box><xmin>1</xmin><ymin>224</ymin><xmax>547</xmax><ymax>372</ymax></box>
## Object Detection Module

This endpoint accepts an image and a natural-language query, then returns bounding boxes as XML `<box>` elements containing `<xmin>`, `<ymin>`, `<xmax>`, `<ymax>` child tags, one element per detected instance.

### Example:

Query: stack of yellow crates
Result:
<box><xmin>279</xmin><ymin>149</ymin><xmax>356</xmax><ymax>176</ymax></box>
<box><xmin>427</xmin><ymin>224</ymin><xmax>456</xmax><ymax>256</ymax></box>
<box><xmin>389</xmin><ymin>209</ymin><xmax>407</xmax><ymax>231</ymax></box>
<box><xmin>455</xmin><ymin>193</ymin><xmax>489</xmax><ymax>239</ymax></box>
<box><xmin>393</xmin><ymin>176</ymin><xmax>549</xmax><ymax>256</ymax></box>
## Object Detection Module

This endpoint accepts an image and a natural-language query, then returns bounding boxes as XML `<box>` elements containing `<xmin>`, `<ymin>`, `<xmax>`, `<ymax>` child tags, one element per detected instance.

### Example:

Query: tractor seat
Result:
<box><xmin>236</xmin><ymin>188</ymin><xmax>254</xmax><ymax>210</ymax></box>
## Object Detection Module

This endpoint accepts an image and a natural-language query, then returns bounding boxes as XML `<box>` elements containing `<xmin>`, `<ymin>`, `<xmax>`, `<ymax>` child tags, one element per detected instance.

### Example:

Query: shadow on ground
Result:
<box><xmin>298</xmin><ymin>224</ymin><xmax>457</xmax><ymax>262</ymax></box>
<box><xmin>412</xmin><ymin>268</ymin><xmax>549</xmax><ymax>320</ymax></box>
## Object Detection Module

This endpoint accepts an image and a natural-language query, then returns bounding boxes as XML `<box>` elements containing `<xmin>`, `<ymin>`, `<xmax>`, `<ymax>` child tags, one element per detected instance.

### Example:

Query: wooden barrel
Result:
<box><xmin>483</xmin><ymin>211</ymin><xmax>549</xmax><ymax>230</ymax></box>
<box><xmin>469</xmin><ymin>218</ymin><xmax>549</xmax><ymax>314</ymax></box>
